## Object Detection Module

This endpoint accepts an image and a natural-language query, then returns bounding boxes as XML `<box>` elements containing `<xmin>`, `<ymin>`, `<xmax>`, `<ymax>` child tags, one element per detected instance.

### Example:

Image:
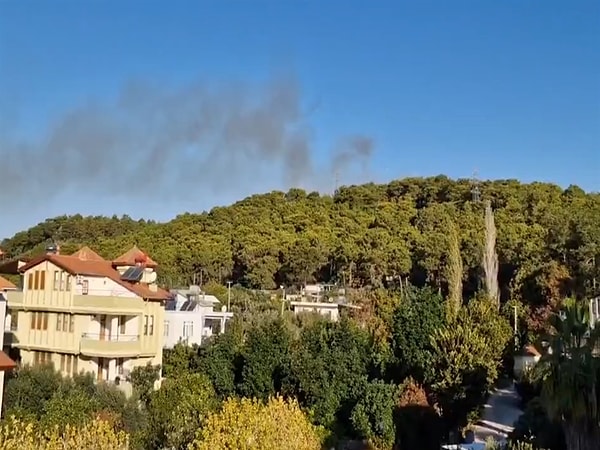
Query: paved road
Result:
<box><xmin>473</xmin><ymin>385</ymin><xmax>523</xmax><ymax>443</ymax></box>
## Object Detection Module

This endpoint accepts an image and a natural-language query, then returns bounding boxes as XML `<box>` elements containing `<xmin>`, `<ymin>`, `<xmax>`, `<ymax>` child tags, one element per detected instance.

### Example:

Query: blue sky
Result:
<box><xmin>0</xmin><ymin>0</ymin><xmax>598</xmax><ymax>237</ymax></box>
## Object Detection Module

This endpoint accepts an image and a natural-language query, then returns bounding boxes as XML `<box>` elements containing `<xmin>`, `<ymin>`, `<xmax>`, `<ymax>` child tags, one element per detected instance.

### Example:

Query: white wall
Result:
<box><xmin>291</xmin><ymin>303</ymin><xmax>340</xmax><ymax>321</ymax></box>
<box><xmin>75</xmin><ymin>276</ymin><xmax>137</xmax><ymax>298</ymax></box>
<box><xmin>163</xmin><ymin>308</ymin><xmax>232</xmax><ymax>348</ymax></box>
<box><xmin>0</xmin><ymin>293</ymin><xmax>7</xmax><ymax>341</ymax></box>
<box><xmin>164</xmin><ymin>310</ymin><xmax>203</xmax><ymax>347</ymax></box>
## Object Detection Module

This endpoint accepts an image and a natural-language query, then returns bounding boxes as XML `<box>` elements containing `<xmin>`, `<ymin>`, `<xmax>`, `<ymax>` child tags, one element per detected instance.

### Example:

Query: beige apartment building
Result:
<box><xmin>4</xmin><ymin>245</ymin><xmax>170</xmax><ymax>387</ymax></box>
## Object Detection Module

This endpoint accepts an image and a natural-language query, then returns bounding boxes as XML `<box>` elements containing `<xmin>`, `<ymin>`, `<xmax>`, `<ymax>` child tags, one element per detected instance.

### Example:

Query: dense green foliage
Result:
<box><xmin>3</xmin><ymin>177</ymin><xmax>599</xmax><ymax>337</ymax></box>
<box><xmin>2</xmin><ymin>365</ymin><xmax>144</xmax><ymax>437</ymax></box>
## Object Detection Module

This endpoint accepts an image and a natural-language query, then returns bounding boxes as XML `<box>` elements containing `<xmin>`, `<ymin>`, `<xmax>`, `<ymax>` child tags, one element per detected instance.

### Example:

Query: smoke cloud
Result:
<box><xmin>0</xmin><ymin>74</ymin><xmax>374</xmax><ymax>204</ymax></box>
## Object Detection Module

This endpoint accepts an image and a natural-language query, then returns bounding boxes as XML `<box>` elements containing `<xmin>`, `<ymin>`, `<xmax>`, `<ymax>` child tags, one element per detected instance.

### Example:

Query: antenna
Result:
<box><xmin>334</xmin><ymin>170</ymin><xmax>340</xmax><ymax>194</ymax></box>
<box><xmin>470</xmin><ymin>169</ymin><xmax>481</xmax><ymax>203</ymax></box>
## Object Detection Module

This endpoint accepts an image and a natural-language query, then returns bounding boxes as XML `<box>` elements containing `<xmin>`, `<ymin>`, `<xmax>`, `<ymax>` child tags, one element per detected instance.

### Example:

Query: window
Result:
<box><xmin>119</xmin><ymin>316</ymin><xmax>126</xmax><ymax>335</ymax></box>
<box><xmin>34</xmin><ymin>271</ymin><xmax>39</xmax><ymax>290</ymax></box>
<box><xmin>164</xmin><ymin>320</ymin><xmax>169</xmax><ymax>337</ymax></box>
<box><xmin>66</xmin><ymin>275</ymin><xmax>72</xmax><ymax>291</ymax></box>
<box><xmin>82</xmin><ymin>280</ymin><xmax>89</xmax><ymax>295</ymax></box>
<box><xmin>116</xmin><ymin>358</ymin><xmax>124</xmax><ymax>375</ymax></box>
<box><xmin>27</xmin><ymin>273</ymin><xmax>33</xmax><ymax>290</ymax></box>
<box><xmin>31</xmin><ymin>312</ymin><xmax>49</xmax><ymax>331</ymax></box>
<box><xmin>59</xmin><ymin>272</ymin><xmax>65</xmax><ymax>291</ymax></box>
<box><xmin>34</xmin><ymin>351</ymin><xmax>52</xmax><ymax>367</ymax></box>
<box><xmin>60</xmin><ymin>354</ymin><xmax>75</xmax><ymax>374</ymax></box>
<box><xmin>39</xmin><ymin>271</ymin><xmax>46</xmax><ymax>290</ymax></box>
<box><xmin>55</xmin><ymin>314</ymin><xmax>73</xmax><ymax>332</ymax></box>
<box><xmin>183</xmin><ymin>321</ymin><xmax>193</xmax><ymax>338</ymax></box>
<box><xmin>142</xmin><ymin>315</ymin><xmax>155</xmax><ymax>336</ymax></box>
<box><xmin>10</xmin><ymin>311</ymin><xmax>18</xmax><ymax>331</ymax></box>
<box><xmin>53</xmin><ymin>271</ymin><xmax>60</xmax><ymax>290</ymax></box>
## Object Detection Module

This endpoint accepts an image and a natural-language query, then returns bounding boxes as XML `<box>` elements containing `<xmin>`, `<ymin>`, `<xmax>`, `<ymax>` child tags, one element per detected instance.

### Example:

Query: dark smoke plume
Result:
<box><xmin>0</xmin><ymin>74</ymin><xmax>374</xmax><ymax>204</ymax></box>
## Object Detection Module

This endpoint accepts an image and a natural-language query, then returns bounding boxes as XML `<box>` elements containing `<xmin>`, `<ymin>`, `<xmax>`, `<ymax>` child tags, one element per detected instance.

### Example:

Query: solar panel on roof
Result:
<box><xmin>121</xmin><ymin>266</ymin><xmax>143</xmax><ymax>282</ymax></box>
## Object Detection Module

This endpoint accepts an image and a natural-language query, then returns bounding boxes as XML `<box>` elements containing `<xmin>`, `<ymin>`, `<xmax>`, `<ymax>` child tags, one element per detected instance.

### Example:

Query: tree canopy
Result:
<box><xmin>2</xmin><ymin>177</ymin><xmax>598</xmax><ymax>311</ymax></box>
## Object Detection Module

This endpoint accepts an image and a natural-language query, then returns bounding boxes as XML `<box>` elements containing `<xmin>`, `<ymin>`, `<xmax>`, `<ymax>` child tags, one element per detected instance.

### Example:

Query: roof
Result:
<box><xmin>0</xmin><ymin>351</ymin><xmax>16</xmax><ymax>371</ymax></box>
<box><xmin>71</xmin><ymin>246</ymin><xmax>105</xmax><ymax>261</ymax></box>
<box><xmin>0</xmin><ymin>258</ymin><xmax>31</xmax><ymax>275</ymax></box>
<box><xmin>172</xmin><ymin>290</ymin><xmax>220</xmax><ymax>304</ymax></box>
<box><xmin>0</xmin><ymin>275</ymin><xmax>16</xmax><ymax>290</ymax></box>
<box><xmin>112</xmin><ymin>246</ymin><xmax>158</xmax><ymax>268</ymax></box>
<box><xmin>19</xmin><ymin>249</ymin><xmax>169</xmax><ymax>301</ymax></box>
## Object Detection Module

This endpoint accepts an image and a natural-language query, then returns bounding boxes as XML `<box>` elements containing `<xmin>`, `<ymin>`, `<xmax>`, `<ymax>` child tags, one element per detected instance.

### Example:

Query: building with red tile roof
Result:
<box><xmin>4</xmin><ymin>245</ymin><xmax>170</xmax><ymax>393</ymax></box>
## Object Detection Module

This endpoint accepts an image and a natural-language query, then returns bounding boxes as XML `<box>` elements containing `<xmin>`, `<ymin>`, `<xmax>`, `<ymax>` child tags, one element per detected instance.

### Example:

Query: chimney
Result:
<box><xmin>46</xmin><ymin>244</ymin><xmax>60</xmax><ymax>255</ymax></box>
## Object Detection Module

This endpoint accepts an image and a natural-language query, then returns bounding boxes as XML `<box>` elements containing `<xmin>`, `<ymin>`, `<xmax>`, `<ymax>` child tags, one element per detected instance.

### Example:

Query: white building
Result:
<box><xmin>287</xmin><ymin>283</ymin><xmax>359</xmax><ymax>322</ymax></box>
<box><xmin>163</xmin><ymin>286</ymin><xmax>233</xmax><ymax>347</ymax></box>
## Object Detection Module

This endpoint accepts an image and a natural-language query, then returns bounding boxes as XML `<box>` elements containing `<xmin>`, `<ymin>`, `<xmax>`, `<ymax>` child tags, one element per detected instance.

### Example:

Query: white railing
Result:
<box><xmin>81</xmin><ymin>333</ymin><xmax>139</xmax><ymax>342</ymax></box>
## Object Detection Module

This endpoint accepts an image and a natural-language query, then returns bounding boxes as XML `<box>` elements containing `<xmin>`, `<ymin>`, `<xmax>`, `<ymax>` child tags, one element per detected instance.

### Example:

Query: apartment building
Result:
<box><xmin>4</xmin><ymin>245</ymin><xmax>170</xmax><ymax>389</ymax></box>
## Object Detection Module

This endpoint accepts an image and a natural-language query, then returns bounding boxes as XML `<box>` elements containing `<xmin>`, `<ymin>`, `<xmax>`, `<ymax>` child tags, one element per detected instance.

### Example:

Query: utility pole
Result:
<box><xmin>280</xmin><ymin>285</ymin><xmax>285</xmax><ymax>316</ymax></box>
<box><xmin>227</xmin><ymin>281</ymin><xmax>233</xmax><ymax>311</ymax></box>
<box><xmin>514</xmin><ymin>305</ymin><xmax>519</xmax><ymax>350</ymax></box>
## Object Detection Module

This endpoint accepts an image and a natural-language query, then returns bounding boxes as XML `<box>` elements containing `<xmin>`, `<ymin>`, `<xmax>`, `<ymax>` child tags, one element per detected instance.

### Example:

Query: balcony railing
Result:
<box><xmin>80</xmin><ymin>333</ymin><xmax>141</xmax><ymax>357</ymax></box>
<box><xmin>81</xmin><ymin>333</ymin><xmax>139</xmax><ymax>342</ymax></box>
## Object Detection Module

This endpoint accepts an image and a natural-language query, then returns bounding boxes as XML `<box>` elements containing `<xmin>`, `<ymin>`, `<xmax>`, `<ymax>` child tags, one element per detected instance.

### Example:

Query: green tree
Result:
<box><xmin>350</xmin><ymin>380</ymin><xmax>398</xmax><ymax>448</ymax></box>
<box><xmin>143</xmin><ymin>373</ymin><xmax>218</xmax><ymax>450</ymax></box>
<box><xmin>533</xmin><ymin>302</ymin><xmax>600</xmax><ymax>450</ymax></box>
<box><xmin>391</xmin><ymin>286</ymin><xmax>446</xmax><ymax>382</ymax></box>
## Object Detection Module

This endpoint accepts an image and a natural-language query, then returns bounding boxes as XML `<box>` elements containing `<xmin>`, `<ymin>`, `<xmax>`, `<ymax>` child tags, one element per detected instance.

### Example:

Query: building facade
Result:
<box><xmin>287</xmin><ymin>283</ymin><xmax>359</xmax><ymax>322</ymax></box>
<box><xmin>0</xmin><ymin>275</ymin><xmax>17</xmax><ymax>417</ymax></box>
<box><xmin>163</xmin><ymin>286</ymin><xmax>233</xmax><ymax>348</ymax></box>
<box><xmin>4</xmin><ymin>245</ymin><xmax>169</xmax><ymax>389</ymax></box>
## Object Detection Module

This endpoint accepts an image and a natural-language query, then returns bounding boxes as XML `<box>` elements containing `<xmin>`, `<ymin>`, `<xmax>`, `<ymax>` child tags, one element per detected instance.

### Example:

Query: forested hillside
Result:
<box><xmin>3</xmin><ymin>175</ymin><xmax>599</xmax><ymax>305</ymax></box>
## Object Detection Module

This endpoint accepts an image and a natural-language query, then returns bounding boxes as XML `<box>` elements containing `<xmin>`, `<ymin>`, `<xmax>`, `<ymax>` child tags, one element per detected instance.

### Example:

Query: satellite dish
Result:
<box><xmin>221</xmin><ymin>305</ymin><xmax>227</xmax><ymax>312</ymax></box>
<box><xmin>147</xmin><ymin>272</ymin><xmax>157</xmax><ymax>283</ymax></box>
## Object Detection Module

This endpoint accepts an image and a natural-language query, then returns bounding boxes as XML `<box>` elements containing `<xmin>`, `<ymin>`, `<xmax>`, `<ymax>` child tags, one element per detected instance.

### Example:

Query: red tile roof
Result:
<box><xmin>0</xmin><ymin>351</ymin><xmax>16</xmax><ymax>371</ymax></box>
<box><xmin>71</xmin><ymin>246</ymin><xmax>105</xmax><ymax>262</ymax></box>
<box><xmin>19</xmin><ymin>249</ymin><xmax>169</xmax><ymax>301</ymax></box>
<box><xmin>112</xmin><ymin>246</ymin><xmax>158</xmax><ymax>268</ymax></box>
<box><xmin>0</xmin><ymin>275</ymin><xmax>16</xmax><ymax>290</ymax></box>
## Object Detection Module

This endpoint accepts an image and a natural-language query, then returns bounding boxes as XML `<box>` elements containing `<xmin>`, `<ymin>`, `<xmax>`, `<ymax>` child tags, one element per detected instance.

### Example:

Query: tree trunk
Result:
<box><xmin>563</xmin><ymin>422</ymin><xmax>600</xmax><ymax>450</ymax></box>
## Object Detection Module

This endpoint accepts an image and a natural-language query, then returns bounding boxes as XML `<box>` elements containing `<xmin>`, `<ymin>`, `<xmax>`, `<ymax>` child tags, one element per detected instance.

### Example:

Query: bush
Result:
<box><xmin>0</xmin><ymin>417</ymin><xmax>129</xmax><ymax>450</ymax></box>
<box><xmin>514</xmin><ymin>370</ymin><xmax>541</xmax><ymax>408</ymax></box>
<box><xmin>189</xmin><ymin>396</ymin><xmax>324</xmax><ymax>450</ymax></box>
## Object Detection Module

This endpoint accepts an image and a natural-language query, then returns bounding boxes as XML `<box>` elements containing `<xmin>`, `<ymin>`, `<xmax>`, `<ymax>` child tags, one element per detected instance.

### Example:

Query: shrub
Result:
<box><xmin>0</xmin><ymin>417</ymin><xmax>129</xmax><ymax>450</ymax></box>
<box><xmin>189</xmin><ymin>396</ymin><xmax>324</xmax><ymax>450</ymax></box>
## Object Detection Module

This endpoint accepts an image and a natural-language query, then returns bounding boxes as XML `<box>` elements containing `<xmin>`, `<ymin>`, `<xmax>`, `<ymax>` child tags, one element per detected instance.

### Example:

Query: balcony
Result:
<box><xmin>79</xmin><ymin>333</ymin><xmax>141</xmax><ymax>358</ymax></box>
<box><xmin>72</xmin><ymin>295</ymin><xmax>142</xmax><ymax>315</ymax></box>
<box><xmin>6</xmin><ymin>291</ymin><xmax>23</xmax><ymax>307</ymax></box>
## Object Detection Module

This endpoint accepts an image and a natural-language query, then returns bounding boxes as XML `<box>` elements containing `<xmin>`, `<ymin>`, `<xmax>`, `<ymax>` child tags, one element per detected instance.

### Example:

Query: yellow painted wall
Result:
<box><xmin>9</xmin><ymin>261</ymin><xmax>165</xmax><ymax>378</ymax></box>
